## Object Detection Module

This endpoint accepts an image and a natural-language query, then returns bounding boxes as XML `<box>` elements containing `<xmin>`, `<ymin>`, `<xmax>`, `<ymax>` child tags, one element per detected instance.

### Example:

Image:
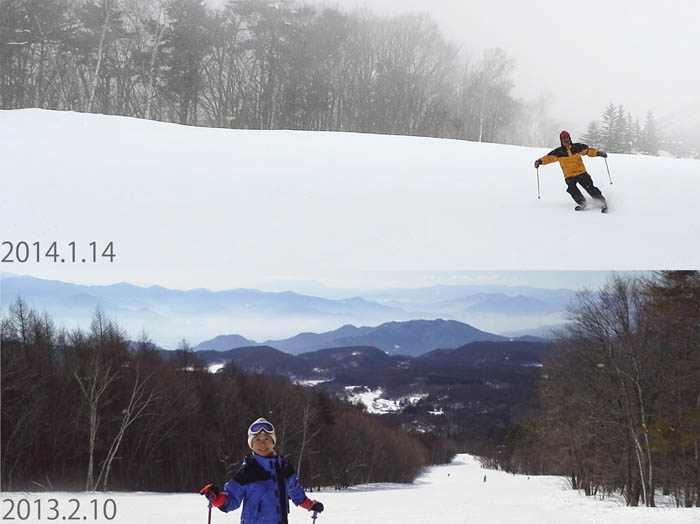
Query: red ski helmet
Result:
<box><xmin>559</xmin><ymin>130</ymin><xmax>571</xmax><ymax>142</ymax></box>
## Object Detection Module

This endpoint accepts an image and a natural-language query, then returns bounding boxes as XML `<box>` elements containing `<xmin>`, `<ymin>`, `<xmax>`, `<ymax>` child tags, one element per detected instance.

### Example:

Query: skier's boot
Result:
<box><xmin>598</xmin><ymin>197</ymin><xmax>608</xmax><ymax>213</ymax></box>
<box><xmin>574</xmin><ymin>200</ymin><xmax>587</xmax><ymax>211</ymax></box>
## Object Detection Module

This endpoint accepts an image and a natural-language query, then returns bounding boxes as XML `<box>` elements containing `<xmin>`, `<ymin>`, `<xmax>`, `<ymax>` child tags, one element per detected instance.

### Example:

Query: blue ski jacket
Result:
<box><xmin>219</xmin><ymin>453</ymin><xmax>308</xmax><ymax>524</ymax></box>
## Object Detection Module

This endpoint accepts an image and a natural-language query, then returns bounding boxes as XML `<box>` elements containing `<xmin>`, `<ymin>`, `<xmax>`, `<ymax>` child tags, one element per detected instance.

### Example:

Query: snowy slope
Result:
<box><xmin>2</xmin><ymin>109</ymin><xmax>699</xmax><ymax>292</ymax></box>
<box><xmin>2</xmin><ymin>455</ymin><xmax>696</xmax><ymax>524</ymax></box>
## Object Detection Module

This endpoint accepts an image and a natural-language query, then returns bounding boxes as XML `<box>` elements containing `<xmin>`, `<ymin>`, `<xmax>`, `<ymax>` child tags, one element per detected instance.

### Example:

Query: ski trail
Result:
<box><xmin>2</xmin><ymin>455</ymin><xmax>696</xmax><ymax>524</ymax></box>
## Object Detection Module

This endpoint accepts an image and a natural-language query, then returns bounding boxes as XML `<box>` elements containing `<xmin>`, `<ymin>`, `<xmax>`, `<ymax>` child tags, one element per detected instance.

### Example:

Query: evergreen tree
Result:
<box><xmin>590</xmin><ymin>105</ymin><xmax>665</xmax><ymax>157</ymax></box>
<box><xmin>640</xmin><ymin>111</ymin><xmax>660</xmax><ymax>155</ymax></box>
<box><xmin>624</xmin><ymin>112</ymin><xmax>635</xmax><ymax>153</ymax></box>
<box><xmin>160</xmin><ymin>0</ymin><xmax>212</xmax><ymax>125</ymax></box>
<box><xmin>599</xmin><ymin>103</ymin><xmax>632</xmax><ymax>154</ymax></box>
<box><xmin>581</xmin><ymin>121</ymin><xmax>601</xmax><ymax>145</ymax></box>
<box><xmin>631</xmin><ymin>116</ymin><xmax>642</xmax><ymax>153</ymax></box>
<box><xmin>615</xmin><ymin>104</ymin><xmax>631</xmax><ymax>153</ymax></box>
<box><xmin>600</xmin><ymin>103</ymin><xmax>618</xmax><ymax>152</ymax></box>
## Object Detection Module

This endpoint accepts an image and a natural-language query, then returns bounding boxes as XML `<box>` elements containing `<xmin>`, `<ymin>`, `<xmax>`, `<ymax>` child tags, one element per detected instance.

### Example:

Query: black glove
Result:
<box><xmin>597</xmin><ymin>151</ymin><xmax>608</xmax><ymax>158</ymax></box>
<box><xmin>534</xmin><ymin>159</ymin><xmax>542</xmax><ymax>168</ymax></box>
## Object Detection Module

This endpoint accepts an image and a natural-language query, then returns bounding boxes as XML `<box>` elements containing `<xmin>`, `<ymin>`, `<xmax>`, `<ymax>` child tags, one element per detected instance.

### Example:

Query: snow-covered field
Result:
<box><xmin>2</xmin><ymin>109</ymin><xmax>699</xmax><ymax>295</ymax></box>
<box><xmin>343</xmin><ymin>386</ymin><xmax>428</xmax><ymax>414</ymax></box>
<box><xmin>2</xmin><ymin>455</ymin><xmax>696</xmax><ymax>524</ymax></box>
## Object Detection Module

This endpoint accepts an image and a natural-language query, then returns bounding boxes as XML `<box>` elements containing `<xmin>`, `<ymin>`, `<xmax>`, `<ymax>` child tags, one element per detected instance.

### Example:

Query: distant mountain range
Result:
<box><xmin>161</xmin><ymin>338</ymin><xmax>553</xmax><ymax>454</ymax></box>
<box><xmin>164</xmin><ymin>339</ymin><xmax>552</xmax><ymax>383</ymax></box>
<box><xmin>429</xmin><ymin>293</ymin><xmax>568</xmax><ymax>315</ymax></box>
<box><xmin>500</xmin><ymin>324</ymin><xmax>564</xmax><ymax>339</ymax></box>
<box><xmin>0</xmin><ymin>274</ymin><xmax>401</xmax><ymax>317</ymax></box>
<box><xmin>159</xmin><ymin>336</ymin><xmax>555</xmax><ymax>448</ymax></box>
<box><xmin>361</xmin><ymin>284</ymin><xmax>577</xmax><ymax>308</ymax></box>
<box><xmin>194</xmin><ymin>319</ymin><xmax>514</xmax><ymax>356</ymax></box>
<box><xmin>1</xmin><ymin>273</ymin><xmax>572</xmax><ymax>347</ymax></box>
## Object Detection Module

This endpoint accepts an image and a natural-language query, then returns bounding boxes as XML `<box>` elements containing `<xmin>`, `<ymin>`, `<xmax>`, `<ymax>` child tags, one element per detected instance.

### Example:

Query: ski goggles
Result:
<box><xmin>249</xmin><ymin>420</ymin><xmax>275</xmax><ymax>435</ymax></box>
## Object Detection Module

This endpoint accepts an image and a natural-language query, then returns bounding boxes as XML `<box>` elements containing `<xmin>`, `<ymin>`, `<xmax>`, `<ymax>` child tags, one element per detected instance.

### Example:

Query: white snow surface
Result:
<box><xmin>208</xmin><ymin>363</ymin><xmax>225</xmax><ymax>373</ymax></box>
<box><xmin>2</xmin><ymin>109</ymin><xmax>699</xmax><ymax>293</ymax></box>
<box><xmin>293</xmin><ymin>378</ymin><xmax>329</xmax><ymax>387</ymax></box>
<box><xmin>344</xmin><ymin>386</ymin><xmax>428</xmax><ymax>414</ymax></box>
<box><xmin>2</xmin><ymin>455</ymin><xmax>696</xmax><ymax>524</ymax></box>
<box><xmin>344</xmin><ymin>386</ymin><xmax>401</xmax><ymax>413</ymax></box>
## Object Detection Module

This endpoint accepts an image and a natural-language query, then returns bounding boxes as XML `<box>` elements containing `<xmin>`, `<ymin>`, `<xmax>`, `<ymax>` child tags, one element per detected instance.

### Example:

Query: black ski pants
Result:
<box><xmin>565</xmin><ymin>173</ymin><xmax>605</xmax><ymax>205</ymax></box>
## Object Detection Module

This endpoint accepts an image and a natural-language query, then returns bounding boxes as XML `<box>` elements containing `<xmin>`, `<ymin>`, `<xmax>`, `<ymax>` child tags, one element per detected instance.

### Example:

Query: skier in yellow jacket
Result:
<box><xmin>535</xmin><ymin>130</ymin><xmax>609</xmax><ymax>212</ymax></box>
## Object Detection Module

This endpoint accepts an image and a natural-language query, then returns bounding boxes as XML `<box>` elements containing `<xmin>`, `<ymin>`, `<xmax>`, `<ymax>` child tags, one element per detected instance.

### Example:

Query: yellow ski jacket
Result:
<box><xmin>538</xmin><ymin>143</ymin><xmax>600</xmax><ymax>178</ymax></box>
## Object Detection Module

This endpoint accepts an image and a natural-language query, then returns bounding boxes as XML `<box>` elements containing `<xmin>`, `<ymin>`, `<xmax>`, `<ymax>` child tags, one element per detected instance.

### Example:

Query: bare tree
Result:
<box><xmin>295</xmin><ymin>402</ymin><xmax>322</xmax><ymax>478</ymax></box>
<box><xmin>531</xmin><ymin>273</ymin><xmax>700</xmax><ymax>506</ymax></box>
<box><xmin>94</xmin><ymin>364</ymin><xmax>156</xmax><ymax>490</ymax></box>
<box><xmin>74</xmin><ymin>346</ymin><xmax>118</xmax><ymax>491</ymax></box>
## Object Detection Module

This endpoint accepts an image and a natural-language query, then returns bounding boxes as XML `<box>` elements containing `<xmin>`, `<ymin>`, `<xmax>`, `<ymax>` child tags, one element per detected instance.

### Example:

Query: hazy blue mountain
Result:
<box><xmin>1</xmin><ymin>275</ymin><xmax>403</xmax><ymax>315</ymax></box>
<box><xmin>262</xmin><ymin>319</ymin><xmax>506</xmax><ymax>356</ymax></box>
<box><xmin>2</xmin><ymin>274</ymin><xmax>574</xmax><ymax>350</ymax></box>
<box><xmin>378</xmin><ymin>289</ymin><xmax>576</xmax><ymax>315</ymax></box>
<box><xmin>194</xmin><ymin>334</ymin><xmax>259</xmax><ymax>351</ymax></box>
<box><xmin>500</xmin><ymin>324</ymin><xmax>567</xmax><ymax>339</ymax></box>
<box><xmin>325</xmin><ymin>319</ymin><xmax>507</xmax><ymax>356</ymax></box>
<box><xmin>363</xmin><ymin>284</ymin><xmax>577</xmax><ymax>305</ymax></box>
<box><xmin>180</xmin><ymin>341</ymin><xmax>552</xmax><ymax>384</ymax></box>
<box><xmin>193</xmin><ymin>319</ymin><xmax>506</xmax><ymax>356</ymax></box>
<box><xmin>453</xmin><ymin>293</ymin><xmax>571</xmax><ymax>315</ymax></box>
<box><xmin>261</xmin><ymin>324</ymin><xmax>376</xmax><ymax>353</ymax></box>
<box><xmin>0</xmin><ymin>274</ymin><xmax>409</xmax><ymax>346</ymax></box>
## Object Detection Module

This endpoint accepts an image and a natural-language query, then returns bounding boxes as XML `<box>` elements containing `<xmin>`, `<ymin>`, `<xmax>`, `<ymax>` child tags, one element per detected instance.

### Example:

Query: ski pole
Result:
<box><xmin>604</xmin><ymin>157</ymin><xmax>613</xmax><ymax>185</ymax></box>
<box><xmin>207</xmin><ymin>501</ymin><xmax>212</xmax><ymax>524</ymax></box>
<box><xmin>536</xmin><ymin>167</ymin><xmax>541</xmax><ymax>199</ymax></box>
<box><xmin>311</xmin><ymin>510</ymin><xmax>319</xmax><ymax>524</ymax></box>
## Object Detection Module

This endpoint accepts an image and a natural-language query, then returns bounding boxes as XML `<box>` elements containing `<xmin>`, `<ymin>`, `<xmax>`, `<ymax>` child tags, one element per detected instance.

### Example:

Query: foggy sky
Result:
<box><xmin>317</xmin><ymin>0</ymin><xmax>700</xmax><ymax>135</ymax></box>
<box><xmin>210</xmin><ymin>0</ymin><xmax>700</xmax><ymax>136</ymax></box>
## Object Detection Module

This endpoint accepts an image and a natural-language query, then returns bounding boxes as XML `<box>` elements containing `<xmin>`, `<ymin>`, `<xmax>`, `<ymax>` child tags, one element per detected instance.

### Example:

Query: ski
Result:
<box><xmin>574</xmin><ymin>203</ymin><xmax>609</xmax><ymax>213</ymax></box>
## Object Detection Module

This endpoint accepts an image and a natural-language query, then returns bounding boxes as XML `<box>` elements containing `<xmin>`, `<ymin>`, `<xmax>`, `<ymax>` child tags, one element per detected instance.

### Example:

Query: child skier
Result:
<box><xmin>534</xmin><ymin>130</ymin><xmax>609</xmax><ymax>212</ymax></box>
<box><xmin>200</xmin><ymin>418</ymin><xmax>324</xmax><ymax>523</ymax></box>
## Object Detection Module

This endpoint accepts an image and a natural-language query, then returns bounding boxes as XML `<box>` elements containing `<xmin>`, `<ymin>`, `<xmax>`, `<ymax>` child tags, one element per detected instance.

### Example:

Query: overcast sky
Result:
<box><xmin>211</xmin><ymin>0</ymin><xmax>700</xmax><ymax>136</ymax></box>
